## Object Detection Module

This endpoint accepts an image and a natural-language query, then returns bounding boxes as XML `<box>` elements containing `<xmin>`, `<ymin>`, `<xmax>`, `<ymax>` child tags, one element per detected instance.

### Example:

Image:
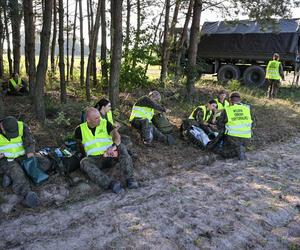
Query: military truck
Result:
<box><xmin>197</xmin><ymin>19</ymin><xmax>299</xmax><ymax>86</ymax></box>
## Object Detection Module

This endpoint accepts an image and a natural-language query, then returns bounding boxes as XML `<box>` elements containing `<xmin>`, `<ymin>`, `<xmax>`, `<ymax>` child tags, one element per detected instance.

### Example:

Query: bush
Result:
<box><xmin>227</xmin><ymin>79</ymin><xmax>241</xmax><ymax>91</ymax></box>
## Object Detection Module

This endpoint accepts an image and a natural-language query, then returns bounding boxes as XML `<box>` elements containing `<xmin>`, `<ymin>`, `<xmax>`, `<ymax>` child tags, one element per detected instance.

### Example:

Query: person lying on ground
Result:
<box><xmin>0</xmin><ymin>116</ymin><xmax>51</xmax><ymax>208</ymax></box>
<box><xmin>74</xmin><ymin>107</ymin><xmax>138</xmax><ymax>194</ymax></box>
<box><xmin>129</xmin><ymin>90</ymin><xmax>175</xmax><ymax>146</ymax></box>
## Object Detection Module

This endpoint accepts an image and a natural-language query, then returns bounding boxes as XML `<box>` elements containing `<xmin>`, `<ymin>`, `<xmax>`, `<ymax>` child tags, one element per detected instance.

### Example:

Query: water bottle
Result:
<box><xmin>54</xmin><ymin>148</ymin><xmax>63</xmax><ymax>157</ymax></box>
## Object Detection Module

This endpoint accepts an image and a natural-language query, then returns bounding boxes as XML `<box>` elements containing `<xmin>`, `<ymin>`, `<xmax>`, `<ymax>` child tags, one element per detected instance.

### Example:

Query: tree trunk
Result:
<box><xmin>175</xmin><ymin>0</ymin><xmax>193</xmax><ymax>77</ymax></box>
<box><xmin>124</xmin><ymin>0</ymin><xmax>131</xmax><ymax>66</ymax></box>
<box><xmin>79</xmin><ymin>0</ymin><xmax>84</xmax><ymax>87</ymax></box>
<box><xmin>109</xmin><ymin>0</ymin><xmax>122</xmax><ymax>109</ymax></box>
<box><xmin>166</xmin><ymin>0</ymin><xmax>181</xmax><ymax>73</ymax></box>
<box><xmin>160</xmin><ymin>0</ymin><xmax>171</xmax><ymax>85</ymax></box>
<box><xmin>144</xmin><ymin>8</ymin><xmax>165</xmax><ymax>76</ymax></box>
<box><xmin>35</xmin><ymin>0</ymin><xmax>53</xmax><ymax>121</ymax></box>
<box><xmin>100</xmin><ymin>0</ymin><xmax>108</xmax><ymax>86</ymax></box>
<box><xmin>58</xmin><ymin>0</ymin><xmax>66</xmax><ymax>103</ymax></box>
<box><xmin>23</xmin><ymin>0</ymin><xmax>36</xmax><ymax>96</ymax></box>
<box><xmin>85</xmin><ymin>0</ymin><xmax>101</xmax><ymax>101</ymax></box>
<box><xmin>66</xmin><ymin>0</ymin><xmax>70</xmax><ymax>85</ymax></box>
<box><xmin>3</xmin><ymin>2</ymin><xmax>13</xmax><ymax>76</ymax></box>
<box><xmin>131</xmin><ymin>0</ymin><xmax>140</xmax><ymax>69</ymax></box>
<box><xmin>89</xmin><ymin>0</ymin><xmax>98</xmax><ymax>87</ymax></box>
<box><xmin>0</xmin><ymin>9</ymin><xmax>4</xmax><ymax>78</ymax></box>
<box><xmin>70</xmin><ymin>0</ymin><xmax>78</xmax><ymax>80</ymax></box>
<box><xmin>50</xmin><ymin>0</ymin><xmax>57</xmax><ymax>74</ymax></box>
<box><xmin>8</xmin><ymin>0</ymin><xmax>22</xmax><ymax>74</ymax></box>
<box><xmin>186</xmin><ymin>0</ymin><xmax>202</xmax><ymax>98</ymax></box>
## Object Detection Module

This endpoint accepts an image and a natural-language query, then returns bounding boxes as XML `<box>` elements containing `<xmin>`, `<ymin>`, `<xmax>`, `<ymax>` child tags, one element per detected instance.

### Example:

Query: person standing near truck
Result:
<box><xmin>265</xmin><ymin>53</ymin><xmax>285</xmax><ymax>99</ymax></box>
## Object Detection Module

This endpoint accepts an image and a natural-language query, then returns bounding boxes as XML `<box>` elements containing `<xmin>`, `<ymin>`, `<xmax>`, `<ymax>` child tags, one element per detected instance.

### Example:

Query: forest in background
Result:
<box><xmin>0</xmin><ymin>0</ymin><xmax>298</xmax><ymax>121</ymax></box>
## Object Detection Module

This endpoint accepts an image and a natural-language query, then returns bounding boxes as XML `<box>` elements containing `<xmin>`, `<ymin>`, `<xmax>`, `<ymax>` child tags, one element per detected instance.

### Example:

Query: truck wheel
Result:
<box><xmin>243</xmin><ymin>66</ymin><xmax>266</xmax><ymax>87</ymax></box>
<box><xmin>217</xmin><ymin>64</ymin><xmax>240</xmax><ymax>83</ymax></box>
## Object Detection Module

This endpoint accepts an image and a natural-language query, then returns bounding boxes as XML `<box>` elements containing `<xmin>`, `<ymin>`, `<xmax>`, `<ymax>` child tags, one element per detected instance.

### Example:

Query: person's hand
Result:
<box><xmin>104</xmin><ymin>145</ymin><xmax>117</xmax><ymax>157</ymax></box>
<box><xmin>27</xmin><ymin>152</ymin><xmax>34</xmax><ymax>158</ymax></box>
<box><xmin>0</xmin><ymin>153</ymin><xmax>5</xmax><ymax>159</ymax></box>
<box><xmin>114</xmin><ymin>121</ymin><xmax>121</xmax><ymax>130</ymax></box>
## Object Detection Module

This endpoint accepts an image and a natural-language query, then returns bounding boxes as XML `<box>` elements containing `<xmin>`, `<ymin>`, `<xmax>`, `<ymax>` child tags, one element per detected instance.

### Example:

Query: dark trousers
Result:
<box><xmin>131</xmin><ymin>118</ymin><xmax>166</xmax><ymax>144</ymax></box>
<box><xmin>80</xmin><ymin>143</ymin><xmax>134</xmax><ymax>189</ymax></box>
<box><xmin>267</xmin><ymin>79</ymin><xmax>280</xmax><ymax>99</ymax></box>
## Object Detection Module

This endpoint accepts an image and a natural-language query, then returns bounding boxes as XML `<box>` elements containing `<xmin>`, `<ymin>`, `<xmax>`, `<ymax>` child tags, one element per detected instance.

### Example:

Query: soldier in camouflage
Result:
<box><xmin>0</xmin><ymin>116</ymin><xmax>50</xmax><ymax>208</ymax></box>
<box><xmin>214</xmin><ymin>92</ymin><xmax>254</xmax><ymax>160</ymax></box>
<box><xmin>75</xmin><ymin>107</ymin><xmax>138</xmax><ymax>194</ymax></box>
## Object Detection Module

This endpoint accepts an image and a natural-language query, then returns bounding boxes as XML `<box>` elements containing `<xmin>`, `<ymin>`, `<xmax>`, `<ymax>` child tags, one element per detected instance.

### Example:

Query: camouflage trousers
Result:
<box><xmin>80</xmin><ymin>143</ymin><xmax>134</xmax><ymax>189</ymax></box>
<box><xmin>0</xmin><ymin>154</ymin><xmax>51</xmax><ymax>197</ymax></box>
<box><xmin>215</xmin><ymin>136</ymin><xmax>248</xmax><ymax>159</ymax></box>
<box><xmin>131</xmin><ymin>118</ymin><xmax>167</xmax><ymax>144</ymax></box>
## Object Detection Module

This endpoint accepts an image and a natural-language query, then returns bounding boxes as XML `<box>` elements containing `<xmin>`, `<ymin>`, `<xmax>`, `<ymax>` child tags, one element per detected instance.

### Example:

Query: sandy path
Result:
<box><xmin>1</xmin><ymin>139</ymin><xmax>300</xmax><ymax>250</ymax></box>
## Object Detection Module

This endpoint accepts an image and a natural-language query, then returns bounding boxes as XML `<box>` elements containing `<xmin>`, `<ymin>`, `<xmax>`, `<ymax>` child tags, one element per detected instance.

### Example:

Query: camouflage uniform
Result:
<box><xmin>80</xmin><ymin>143</ymin><xmax>134</xmax><ymax>189</ymax></box>
<box><xmin>130</xmin><ymin>96</ymin><xmax>167</xmax><ymax>144</ymax></box>
<box><xmin>213</xmin><ymin>103</ymin><xmax>254</xmax><ymax>158</ymax></box>
<box><xmin>0</xmin><ymin>120</ymin><xmax>50</xmax><ymax>196</ymax></box>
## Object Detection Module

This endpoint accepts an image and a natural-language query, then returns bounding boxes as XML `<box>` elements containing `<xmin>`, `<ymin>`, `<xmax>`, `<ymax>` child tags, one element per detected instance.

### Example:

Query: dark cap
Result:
<box><xmin>230</xmin><ymin>92</ymin><xmax>241</xmax><ymax>99</ymax></box>
<box><xmin>208</xmin><ymin>99</ymin><xmax>217</xmax><ymax>105</ymax></box>
<box><xmin>1</xmin><ymin>116</ymin><xmax>19</xmax><ymax>139</ymax></box>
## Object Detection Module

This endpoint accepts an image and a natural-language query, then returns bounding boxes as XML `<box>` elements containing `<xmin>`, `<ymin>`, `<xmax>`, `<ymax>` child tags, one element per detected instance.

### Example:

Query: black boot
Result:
<box><xmin>127</xmin><ymin>178</ymin><xmax>139</xmax><ymax>189</ymax></box>
<box><xmin>110</xmin><ymin>181</ymin><xmax>125</xmax><ymax>194</ymax></box>
<box><xmin>238</xmin><ymin>145</ymin><xmax>246</xmax><ymax>161</ymax></box>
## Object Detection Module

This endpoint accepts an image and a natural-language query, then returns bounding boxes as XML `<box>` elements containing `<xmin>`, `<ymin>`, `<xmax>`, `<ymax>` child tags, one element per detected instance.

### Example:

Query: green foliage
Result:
<box><xmin>44</xmin><ymin>95</ymin><xmax>59</xmax><ymax>115</ymax></box>
<box><xmin>227</xmin><ymin>79</ymin><xmax>241</xmax><ymax>91</ymax></box>
<box><xmin>54</xmin><ymin>111</ymin><xmax>71</xmax><ymax>127</ymax></box>
<box><xmin>120</xmin><ymin>64</ymin><xmax>149</xmax><ymax>91</ymax></box>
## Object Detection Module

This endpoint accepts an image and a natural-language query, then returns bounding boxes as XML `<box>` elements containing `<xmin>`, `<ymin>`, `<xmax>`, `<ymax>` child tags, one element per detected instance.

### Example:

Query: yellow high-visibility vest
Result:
<box><xmin>225</xmin><ymin>104</ymin><xmax>252</xmax><ymax>138</ymax></box>
<box><xmin>266</xmin><ymin>60</ymin><xmax>281</xmax><ymax>80</ymax></box>
<box><xmin>214</xmin><ymin>98</ymin><xmax>229</xmax><ymax>111</ymax></box>
<box><xmin>80</xmin><ymin>120</ymin><xmax>113</xmax><ymax>156</ymax></box>
<box><xmin>189</xmin><ymin>105</ymin><xmax>212</xmax><ymax>122</ymax></box>
<box><xmin>9</xmin><ymin>78</ymin><xmax>22</xmax><ymax>90</ymax></box>
<box><xmin>129</xmin><ymin>105</ymin><xmax>154</xmax><ymax>122</ymax></box>
<box><xmin>106</xmin><ymin>111</ymin><xmax>114</xmax><ymax>125</ymax></box>
<box><xmin>0</xmin><ymin>121</ymin><xmax>25</xmax><ymax>159</ymax></box>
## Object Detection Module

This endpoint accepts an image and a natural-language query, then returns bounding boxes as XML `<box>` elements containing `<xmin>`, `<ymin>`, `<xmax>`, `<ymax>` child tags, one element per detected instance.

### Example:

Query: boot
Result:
<box><xmin>166</xmin><ymin>134</ymin><xmax>175</xmax><ymax>146</ymax></box>
<box><xmin>126</xmin><ymin>178</ymin><xmax>139</xmax><ymax>189</ymax></box>
<box><xmin>238</xmin><ymin>145</ymin><xmax>246</xmax><ymax>161</ymax></box>
<box><xmin>24</xmin><ymin>191</ymin><xmax>40</xmax><ymax>208</ymax></box>
<box><xmin>110</xmin><ymin>181</ymin><xmax>125</xmax><ymax>194</ymax></box>
<box><xmin>2</xmin><ymin>175</ymin><xmax>11</xmax><ymax>188</ymax></box>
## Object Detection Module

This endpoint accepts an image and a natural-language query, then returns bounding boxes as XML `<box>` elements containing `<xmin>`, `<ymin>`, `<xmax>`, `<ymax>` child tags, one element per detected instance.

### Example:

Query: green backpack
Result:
<box><xmin>152</xmin><ymin>113</ymin><xmax>173</xmax><ymax>134</ymax></box>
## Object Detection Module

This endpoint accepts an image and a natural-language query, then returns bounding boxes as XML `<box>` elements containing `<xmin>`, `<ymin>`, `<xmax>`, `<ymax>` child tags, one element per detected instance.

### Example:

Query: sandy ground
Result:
<box><xmin>1</xmin><ymin>137</ymin><xmax>300</xmax><ymax>250</ymax></box>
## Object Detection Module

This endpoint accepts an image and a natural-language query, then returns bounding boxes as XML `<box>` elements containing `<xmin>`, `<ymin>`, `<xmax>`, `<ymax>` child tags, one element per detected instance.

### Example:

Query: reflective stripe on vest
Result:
<box><xmin>9</xmin><ymin>78</ymin><xmax>22</xmax><ymax>89</ymax></box>
<box><xmin>189</xmin><ymin>105</ymin><xmax>212</xmax><ymax>122</ymax></box>
<box><xmin>266</xmin><ymin>60</ymin><xmax>281</xmax><ymax>80</ymax></box>
<box><xmin>0</xmin><ymin>121</ymin><xmax>25</xmax><ymax>159</ymax></box>
<box><xmin>80</xmin><ymin>120</ymin><xmax>113</xmax><ymax>156</ymax></box>
<box><xmin>225</xmin><ymin>104</ymin><xmax>252</xmax><ymax>138</ymax></box>
<box><xmin>106</xmin><ymin>111</ymin><xmax>114</xmax><ymax>125</ymax></box>
<box><xmin>214</xmin><ymin>98</ymin><xmax>229</xmax><ymax>111</ymax></box>
<box><xmin>129</xmin><ymin>105</ymin><xmax>154</xmax><ymax>122</ymax></box>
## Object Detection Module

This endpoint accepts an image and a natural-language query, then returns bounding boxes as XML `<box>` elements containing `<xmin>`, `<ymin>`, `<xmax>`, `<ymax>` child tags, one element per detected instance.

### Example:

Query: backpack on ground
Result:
<box><xmin>152</xmin><ymin>113</ymin><xmax>173</xmax><ymax>134</ymax></box>
<box><xmin>45</xmin><ymin>149</ymin><xmax>83</xmax><ymax>185</ymax></box>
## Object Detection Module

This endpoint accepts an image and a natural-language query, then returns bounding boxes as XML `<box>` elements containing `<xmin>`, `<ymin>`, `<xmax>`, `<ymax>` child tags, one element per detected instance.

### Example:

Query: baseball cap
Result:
<box><xmin>1</xmin><ymin>116</ymin><xmax>19</xmax><ymax>138</ymax></box>
<box><xmin>230</xmin><ymin>92</ymin><xmax>241</xmax><ymax>99</ymax></box>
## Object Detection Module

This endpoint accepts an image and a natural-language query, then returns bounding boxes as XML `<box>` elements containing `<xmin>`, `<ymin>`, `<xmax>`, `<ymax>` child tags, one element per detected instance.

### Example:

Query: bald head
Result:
<box><xmin>86</xmin><ymin>107</ymin><xmax>101</xmax><ymax>128</ymax></box>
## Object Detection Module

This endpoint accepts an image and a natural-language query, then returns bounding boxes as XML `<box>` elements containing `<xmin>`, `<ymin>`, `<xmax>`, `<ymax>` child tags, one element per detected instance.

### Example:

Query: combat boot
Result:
<box><xmin>126</xmin><ymin>178</ymin><xmax>139</xmax><ymax>189</ymax></box>
<box><xmin>238</xmin><ymin>145</ymin><xmax>246</xmax><ymax>161</ymax></box>
<box><xmin>166</xmin><ymin>134</ymin><xmax>175</xmax><ymax>146</ymax></box>
<box><xmin>2</xmin><ymin>175</ymin><xmax>11</xmax><ymax>188</ymax></box>
<box><xmin>110</xmin><ymin>181</ymin><xmax>125</xmax><ymax>194</ymax></box>
<box><xmin>24</xmin><ymin>191</ymin><xmax>40</xmax><ymax>208</ymax></box>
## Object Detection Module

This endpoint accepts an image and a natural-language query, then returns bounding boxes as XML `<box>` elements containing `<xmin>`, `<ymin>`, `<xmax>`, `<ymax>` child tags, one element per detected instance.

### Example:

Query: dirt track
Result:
<box><xmin>1</xmin><ymin>137</ymin><xmax>300</xmax><ymax>250</ymax></box>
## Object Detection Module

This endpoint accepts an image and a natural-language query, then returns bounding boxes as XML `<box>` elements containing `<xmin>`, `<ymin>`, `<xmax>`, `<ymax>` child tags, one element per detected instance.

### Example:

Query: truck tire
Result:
<box><xmin>217</xmin><ymin>64</ymin><xmax>240</xmax><ymax>82</ymax></box>
<box><xmin>243</xmin><ymin>66</ymin><xmax>266</xmax><ymax>87</ymax></box>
